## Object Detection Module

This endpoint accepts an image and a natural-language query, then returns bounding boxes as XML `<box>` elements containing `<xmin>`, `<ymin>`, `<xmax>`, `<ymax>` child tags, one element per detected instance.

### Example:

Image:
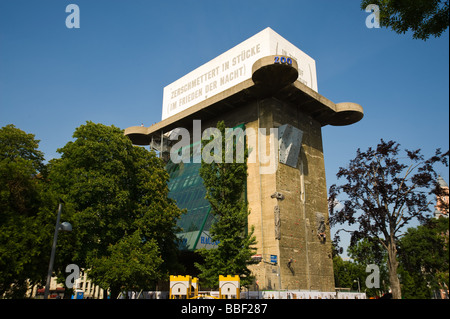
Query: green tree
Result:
<box><xmin>0</xmin><ymin>124</ymin><xmax>57</xmax><ymax>298</ymax></box>
<box><xmin>347</xmin><ymin>238</ymin><xmax>389</xmax><ymax>297</ymax></box>
<box><xmin>398</xmin><ymin>217</ymin><xmax>449</xmax><ymax>299</ymax></box>
<box><xmin>333</xmin><ymin>239</ymin><xmax>389</xmax><ymax>298</ymax></box>
<box><xmin>329</xmin><ymin>139</ymin><xmax>449</xmax><ymax>299</ymax></box>
<box><xmin>333</xmin><ymin>255</ymin><xmax>365</xmax><ymax>292</ymax></box>
<box><xmin>361</xmin><ymin>0</ymin><xmax>449</xmax><ymax>40</ymax></box>
<box><xmin>49</xmin><ymin>122</ymin><xmax>183</xmax><ymax>298</ymax></box>
<box><xmin>87</xmin><ymin>231</ymin><xmax>163</xmax><ymax>297</ymax></box>
<box><xmin>195</xmin><ymin>121</ymin><xmax>257</xmax><ymax>288</ymax></box>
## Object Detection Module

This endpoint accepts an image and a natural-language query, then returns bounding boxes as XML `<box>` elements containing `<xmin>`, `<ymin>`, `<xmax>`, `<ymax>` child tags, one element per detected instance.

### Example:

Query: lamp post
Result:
<box><xmin>44</xmin><ymin>200</ymin><xmax>72</xmax><ymax>299</ymax></box>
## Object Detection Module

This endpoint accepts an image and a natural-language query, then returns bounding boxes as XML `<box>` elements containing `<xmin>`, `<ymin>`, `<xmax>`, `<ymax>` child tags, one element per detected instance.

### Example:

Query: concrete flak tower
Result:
<box><xmin>125</xmin><ymin>28</ymin><xmax>363</xmax><ymax>292</ymax></box>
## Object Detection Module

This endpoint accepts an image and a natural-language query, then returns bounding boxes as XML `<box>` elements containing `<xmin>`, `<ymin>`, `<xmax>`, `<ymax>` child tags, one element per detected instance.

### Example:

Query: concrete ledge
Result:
<box><xmin>327</xmin><ymin>102</ymin><xmax>364</xmax><ymax>126</ymax></box>
<box><xmin>125</xmin><ymin>56</ymin><xmax>364</xmax><ymax>145</ymax></box>
<box><xmin>252</xmin><ymin>55</ymin><xmax>299</xmax><ymax>94</ymax></box>
<box><xmin>124</xmin><ymin>126</ymin><xmax>152</xmax><ymax>146</ymax></box>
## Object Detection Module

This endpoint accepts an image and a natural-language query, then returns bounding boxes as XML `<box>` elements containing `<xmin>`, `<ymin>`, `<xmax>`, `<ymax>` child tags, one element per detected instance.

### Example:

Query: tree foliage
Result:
<box><xmin>334</xmin><ymin>239</ymin><xmax>389</xmax><ymax>298</ymax></box>
<box><xmin>87</xmin><ymin>231</ymin><xmax>163</xmax><ymax>295</ymax></box>
<box><xmin>48</xmin><ymin>122</ymin><xmax>183</xmax><ymax>297</ymax></box>
<box><xmin>329</xmin><ymin>139</ymin><xmax>449</xmax><ymax>298</ymax></box>
<box><xmin>361</xmin><ymin>0</ymin><xmax>449</xmax><ymax>40</ymax></box>
<box><xmin>195</xmin><ymin>121</ymin><xmax>257</xmax><ymax>288</ymax></box>
<box><xmin>398</xmin><ymin>217</ymin><xmax>449</xmax><ymax>299</ymax></box>
<box><xmin>333</xmin><ymin>255</ymin><xmax>366</xmax><ymax>292</ymax></box>
<box><xmin>335</xmin><ymin>219</ymin><xmax>449</xmax><ymax>299</ymax></box>
<box><xmin>0</xmin><ymin>125</ymin><xmax>57</xmax><ymax>298</ymax></box>
<box><xmin>347</xmin><ymin>238</ymin><xmax>390</xmax><ymax>297</ymax></box>
<box><xmin>1</xmin><ymin>122</ymin><xmax>184</xmax><ymax>298</ymax></box>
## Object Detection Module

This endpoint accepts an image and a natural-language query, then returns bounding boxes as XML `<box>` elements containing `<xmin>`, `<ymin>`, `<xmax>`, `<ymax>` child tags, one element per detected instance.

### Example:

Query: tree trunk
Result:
<box><xmin>387</xmin><ymin>239</ymin><xmax>402</xmax><ymax>299</ymax></box>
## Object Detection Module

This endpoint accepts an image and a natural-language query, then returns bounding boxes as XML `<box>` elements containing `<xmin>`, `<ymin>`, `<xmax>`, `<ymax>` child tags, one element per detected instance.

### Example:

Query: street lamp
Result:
<box><xmin>44</xmin><ymin>200</ymin><xmax>72</xmax><ymax>299</ymax></box>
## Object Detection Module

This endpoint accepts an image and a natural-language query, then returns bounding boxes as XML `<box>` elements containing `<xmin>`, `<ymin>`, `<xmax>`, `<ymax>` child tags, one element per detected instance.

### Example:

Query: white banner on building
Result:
<box><xmin>162</xmin><ymin>27</ymin><xmax>317</xmax><ymax>120</ymax></box>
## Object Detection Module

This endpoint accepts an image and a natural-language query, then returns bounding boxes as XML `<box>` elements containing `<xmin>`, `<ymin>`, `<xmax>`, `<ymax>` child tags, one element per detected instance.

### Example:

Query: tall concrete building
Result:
<box><xmin>125</xmin><ymin>28</ymin><xmax>363</xmax><ymax>292</ymax></box>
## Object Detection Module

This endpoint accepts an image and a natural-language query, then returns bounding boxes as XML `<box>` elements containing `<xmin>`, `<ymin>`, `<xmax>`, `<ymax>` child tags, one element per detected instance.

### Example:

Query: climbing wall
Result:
<box><xmin>247</xmin><ymin>97</ymin><xmax>335</xmax><ymax>292</ymax></box>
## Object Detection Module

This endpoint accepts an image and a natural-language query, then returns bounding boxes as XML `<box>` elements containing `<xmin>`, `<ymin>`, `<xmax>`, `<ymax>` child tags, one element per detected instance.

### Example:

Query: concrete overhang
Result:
<box><xmin>125</xmin><ymin>55</ymin><xmax>363</xmax><ymax>146</ymax></box>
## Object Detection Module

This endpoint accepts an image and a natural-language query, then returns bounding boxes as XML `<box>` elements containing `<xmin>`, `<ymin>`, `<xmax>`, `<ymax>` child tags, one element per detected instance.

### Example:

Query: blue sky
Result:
<box><xmin>1</xmin><ymin>1</ymin><xmax>449</xmax><ymax>253</ymax></box>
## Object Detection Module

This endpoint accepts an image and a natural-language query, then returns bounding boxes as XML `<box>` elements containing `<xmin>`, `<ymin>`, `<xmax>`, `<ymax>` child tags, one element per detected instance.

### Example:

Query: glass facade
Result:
<box><xmin>166</xmin><ymin>141</ymin><xmax>216</xmax><ymax>251</ymax></box>
<box><xmin>166</xmin><ymin>124</ymin><xmax>245</xmax><ymax>251</ymax></box>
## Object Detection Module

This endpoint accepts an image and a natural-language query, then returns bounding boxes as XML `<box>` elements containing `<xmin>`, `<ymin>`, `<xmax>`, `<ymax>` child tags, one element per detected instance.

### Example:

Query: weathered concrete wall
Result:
<box><xmin>246</xmin><ymin>101</ymin><xmax>280</xmax><ymax>291</ymax></box>
<box><xmin>273</xmin><ymin>98</ymin><xmax>334</xmax><ymax>292</ymax></box>
<box><xmin>243</xmin><ymin>97</ymin><xmax>334</xmax><ymax>291</ymax></box>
